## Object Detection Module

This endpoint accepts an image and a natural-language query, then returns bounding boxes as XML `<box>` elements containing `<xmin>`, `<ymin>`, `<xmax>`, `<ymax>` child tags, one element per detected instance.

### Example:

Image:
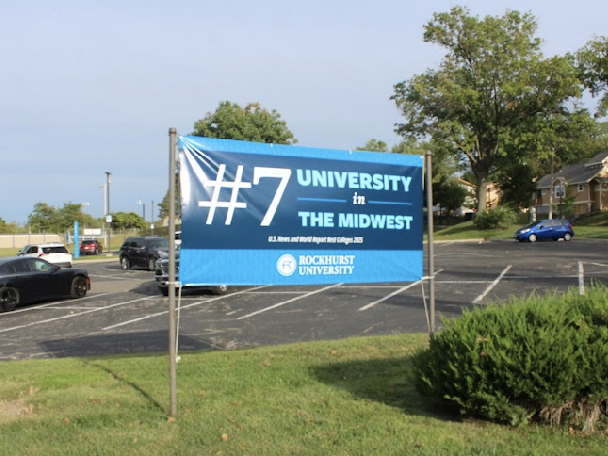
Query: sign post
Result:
<box><xmin>168</xmin><ymin>128</ymin><xmax>178</xmax><ymax>417</ymax></box>
<box><xmin>425</xmin><ymin>150</ymin><xmax>436</xmax><ymax>338</ymax></box>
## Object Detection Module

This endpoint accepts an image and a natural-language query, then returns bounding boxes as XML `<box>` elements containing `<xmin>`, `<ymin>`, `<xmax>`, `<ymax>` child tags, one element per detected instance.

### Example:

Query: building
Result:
<box><xmin>534</xmin><ymin>152</ymin><xmax>608</xmax><ymax>216</ymax></box>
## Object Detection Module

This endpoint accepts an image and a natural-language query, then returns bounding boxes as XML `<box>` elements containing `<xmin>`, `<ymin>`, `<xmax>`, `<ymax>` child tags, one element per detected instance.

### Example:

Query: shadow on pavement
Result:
<box><xmin>39</xmin><ymin>330</ymin><xmax>216</xmax><ymax>358</ymax></box>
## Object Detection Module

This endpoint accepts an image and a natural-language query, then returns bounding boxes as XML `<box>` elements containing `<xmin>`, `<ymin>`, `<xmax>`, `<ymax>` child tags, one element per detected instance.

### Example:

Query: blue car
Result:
<box><xmin>514</xmin><ymin>219</ymin><xmax>574</xmax><ymax>242</ymax></box>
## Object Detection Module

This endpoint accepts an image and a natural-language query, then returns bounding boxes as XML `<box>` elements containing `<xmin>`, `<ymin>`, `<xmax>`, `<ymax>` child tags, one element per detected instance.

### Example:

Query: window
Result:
<box><xmin>554</xmin><ymin>186</ymin><xmax>565</xmax><ymax>198</ymax></box>
<box><xmin>578</xmin><ymin>184</ymin><xmax>584</xmax><ymax>192</ymax></box>
<box><xmin>541</xmin><ymin>189</ymin><xmax>546</xmax><ymax>196</ymax></box>
<box><xmin>32</xmin><ymin>259</ymin><xmax>54</xmax><ymax>271</ymax></box>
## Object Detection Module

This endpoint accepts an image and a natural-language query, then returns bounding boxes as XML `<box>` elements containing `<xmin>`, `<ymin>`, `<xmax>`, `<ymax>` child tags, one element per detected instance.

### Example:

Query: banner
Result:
<box><xmin>178</xmin><ymin>136</ymin><xmax>423</xmax><ymax>286</ymax></box>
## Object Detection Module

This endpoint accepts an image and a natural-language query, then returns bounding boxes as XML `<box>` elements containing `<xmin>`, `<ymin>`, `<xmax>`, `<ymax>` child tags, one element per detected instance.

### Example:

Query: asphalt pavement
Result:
<box><xmin>1</xmin><ymin>239</ymin><xmax>606</xmax><ymax>360</ymax></box>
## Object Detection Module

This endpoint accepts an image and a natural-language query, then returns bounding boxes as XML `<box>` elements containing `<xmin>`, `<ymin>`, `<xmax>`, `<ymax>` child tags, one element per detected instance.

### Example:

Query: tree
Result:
<box><xmin>0</xmin><ymin>217</ymin><xmax>18</xmax><ymax>234</ymax></box>
<box><xmin>28</xmin><ymin>203</ymin><xmax>60</xmax><ymax>233</ymax></box>
<box><xmin>110</xmin><ymin>212</ymin><xmax>146</xmax><ymax>231</ymax></box>
<box><xmin>392</xmin><ymin>7</ymin><xmax>582</xmax><ymax>212</ymax></box>
<box><xmin>191</xmin><ymin>101</ymin><xmax>296</xmax><ymax>145</ymax></box>
<box><xmin>577</xmin><ymin>36</ymin><xmax>608</xmax><ymax>117</ymax></box>
<box><xmin>355</xmin><ymin>139</ymin><xmax>389</xmax><ymax>152</ymax></box>
<box><xmin>27</xmin><ymin>202</ymin><xmax>96</xmax><ymax>233</ymax></box>
<box><xmin>159</xmin><ymin>101</ymin><xmax>297</xmax><ymax>221</ymax></box>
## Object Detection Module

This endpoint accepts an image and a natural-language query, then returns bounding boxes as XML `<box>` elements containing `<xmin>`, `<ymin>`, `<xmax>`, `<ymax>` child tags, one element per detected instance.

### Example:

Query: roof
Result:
<box><xmin>536</xmin><ymin>155</ymin><xmax>608</xmax><ymax>188</ymax></box>
<box><xmin>585</xmin><ymin>151</ymin><xmax>608</xmax><ymax>167</ymax></box>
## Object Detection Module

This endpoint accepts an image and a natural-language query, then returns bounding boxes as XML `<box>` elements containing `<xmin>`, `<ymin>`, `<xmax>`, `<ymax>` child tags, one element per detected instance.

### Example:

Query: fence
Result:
<box><xmin>0</xmin><ymin>234</ymin><xmax>63</xmax><ymax>249</ymax></box>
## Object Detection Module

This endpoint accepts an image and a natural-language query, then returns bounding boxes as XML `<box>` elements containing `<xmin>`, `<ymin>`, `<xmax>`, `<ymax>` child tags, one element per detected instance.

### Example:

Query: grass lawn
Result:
<box><xmin>1</xmin><ymin>334</ymin><xmax>606</xmax><ymax>456</ymax></box>
<box><xmin>432</xmin><ymin>211</ymin><xmax>608</xmax><ymax>241</ymax></box>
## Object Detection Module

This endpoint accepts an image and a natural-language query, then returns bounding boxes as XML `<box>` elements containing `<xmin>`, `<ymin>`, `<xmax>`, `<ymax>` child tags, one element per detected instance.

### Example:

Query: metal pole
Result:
<box><xmin>105</xmin><ymin>172</ymin><xmax>111</xmax><ymax>254</ymax></box>
<box><xmin>549</xmin><ymin>152</ymin><xmax>553</xmax><ymax>220</ymax></box>
<box><xmin>151</xmin><ymin>200</ymin><xmax>155</xmax><ymax>235</ymax></box>
<box><xmin>425</xmin><ymin>151</ymin><xmax>436</xmax><ymax>339</ymax></box>
<box><xmin>168</xmin><ymin>128</ymin><xmax>178</xmax><ymax>417</ymax></box>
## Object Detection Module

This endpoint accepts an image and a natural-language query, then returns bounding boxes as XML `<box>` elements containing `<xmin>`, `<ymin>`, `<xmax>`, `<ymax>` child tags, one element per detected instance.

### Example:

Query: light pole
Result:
<box><xmin>151</xmin><ymin>200</ymin><xmax>155</xmax><ymax>234</ymax></box>
<box><xmin>137</xmin><ymin>199</ymin><xmax>146</xmax><ymax>221</ymax></box>
<box><xmin>99</xmin><ymin>185</ymin><xmax>106</xmax><ymax>218</ymax></box>
<box><xmin>105</xmin><ymin>172</ymin><xmax>111</xmax><ymax>254</ymax></box>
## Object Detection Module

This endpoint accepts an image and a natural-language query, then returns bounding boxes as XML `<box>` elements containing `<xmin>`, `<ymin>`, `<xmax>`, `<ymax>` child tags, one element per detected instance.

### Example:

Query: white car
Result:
<box><xmin>17</xmin><ymin>243</ymin><xmax>73</xmax><ymax>268</ymax></box>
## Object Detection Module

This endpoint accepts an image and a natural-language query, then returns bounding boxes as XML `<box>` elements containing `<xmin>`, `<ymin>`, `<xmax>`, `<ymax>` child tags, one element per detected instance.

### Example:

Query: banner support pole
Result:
<box><xmin>168</xmin><ymin>128</ymin><xmax>178</xmax><ymax>417</ymax></box>
<box><xmin>425</xmin><ymin>150</ymin><xmax>436</xmax><ymax>339</ymax></box>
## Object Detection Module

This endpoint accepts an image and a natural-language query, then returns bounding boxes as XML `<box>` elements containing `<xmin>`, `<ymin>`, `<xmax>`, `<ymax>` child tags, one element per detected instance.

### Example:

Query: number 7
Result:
<box><xmin>253</xmin><ymin>167</ymin><xmax>292</xmax><ymax>226</ymax></box>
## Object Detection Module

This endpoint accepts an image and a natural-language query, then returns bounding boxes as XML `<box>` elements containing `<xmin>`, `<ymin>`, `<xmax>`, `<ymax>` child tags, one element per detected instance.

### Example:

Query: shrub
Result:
<box><xmin>473</xmin><ymin>206</ymin><xmax>516</xmax><ymax>229</ymax></box>
<box><xmin>411</xmin><ymin>287</ymin><xmax>608</xmax><ymax>431</ymax></box>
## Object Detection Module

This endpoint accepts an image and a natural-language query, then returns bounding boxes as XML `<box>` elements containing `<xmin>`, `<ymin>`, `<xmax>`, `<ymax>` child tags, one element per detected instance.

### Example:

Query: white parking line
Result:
<box><xmin>0</xmin><ymin>296</ymin><xmax>154</xmax><ymax>334</ymax></box>
<box><xmin>358</xmin><ymin>282</ymin><xmax>422</xmax><ymax>311</ymax></box>
<box><xmin>473</xmin><ymin>265</ymin><xmax>512</xmax><ymax>304</ymax></box>
<box><xmin>237</xmin><ymin>284</ymin><xmax>342</xmax><ymax>320</ymax></box>
<box><xmin>0</xmin><ymin>292</ymin><xmax>119</xmax><ymax>317</ymax></box>
<box><xmin>358</xmin><ymin>269</ymin><xmax>444</xmax><ymax>311</ymax></box>
<box><xmin>101</xmin><ymin>286</ymin><xmax>266</xmax><ymax>330</ymax></box>
<box><xmin>88</xmin><ymin>274</ymin><xmax>148</xmax><ymax>281</ymax></box>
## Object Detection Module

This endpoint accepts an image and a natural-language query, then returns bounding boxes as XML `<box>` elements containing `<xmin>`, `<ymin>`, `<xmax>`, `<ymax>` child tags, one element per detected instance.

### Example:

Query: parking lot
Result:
<box><xmin>1</xmin><ymin>239</ymin><xmax>607</xmax><ymax>360</ymax></box>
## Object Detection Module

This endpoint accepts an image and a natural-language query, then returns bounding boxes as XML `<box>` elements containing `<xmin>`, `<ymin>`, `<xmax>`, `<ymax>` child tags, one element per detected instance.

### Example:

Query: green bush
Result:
<box><xmin>473</xmin><ymin>206</ymin><xmax>517</xmax><ymax>229</ymax></box>
<box><xmin>412</xmin><ymin>287</ymin><xmax>608</xmax><ymax>431</ymax></box>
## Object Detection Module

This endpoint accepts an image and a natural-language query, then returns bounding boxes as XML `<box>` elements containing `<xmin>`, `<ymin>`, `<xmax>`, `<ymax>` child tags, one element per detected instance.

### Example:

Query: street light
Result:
<box><xmin>137</xmin><ymin>199</ymin><xmax>146</xmax><ymax>221</ymax></box>
<box><xmin>99</xmin><ymin>184</ymin><xmax>106</xmax><ymax>218</ymax></box>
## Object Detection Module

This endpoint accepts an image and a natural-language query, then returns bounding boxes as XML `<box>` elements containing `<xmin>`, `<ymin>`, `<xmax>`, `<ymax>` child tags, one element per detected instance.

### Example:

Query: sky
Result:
<box><xmin>1</xmin><ymin>0</ymin><xmax>607</xmax><ymax>225</ymax></box>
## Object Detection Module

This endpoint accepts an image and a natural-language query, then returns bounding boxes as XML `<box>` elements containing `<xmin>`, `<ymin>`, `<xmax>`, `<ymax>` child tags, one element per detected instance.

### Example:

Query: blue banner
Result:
<box><xmin>178</xmin><ymin>136</ymin><xmax>423</xmax><ymax>286</ymax></box>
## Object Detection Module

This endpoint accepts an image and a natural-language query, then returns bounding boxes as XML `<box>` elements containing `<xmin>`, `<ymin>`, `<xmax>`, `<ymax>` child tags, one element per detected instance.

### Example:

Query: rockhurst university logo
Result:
<box><xmin>276</xmin><ymin>254</ymin><xmax>297</xmax><ymax>276</ymax></box>
<box><xmin>276</xmin><ymin>254</ymin><xmax>356</xmax><ymax>277</ymax></box>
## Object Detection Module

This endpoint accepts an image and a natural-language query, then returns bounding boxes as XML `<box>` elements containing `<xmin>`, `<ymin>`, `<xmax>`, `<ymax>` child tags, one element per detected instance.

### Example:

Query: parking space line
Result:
<box><xmin>358</xmin><ymin>269</ymin><xmax>444</xmax><ymax>311</ymax></box>
<box><xmin>358</xmin><ymin>282</ymin><xmax>421</xmax><ymax>311</ymax></box>
<box><xmin>473</xmin><ymin>265</ymin><xmax>512</xmax><ymax>304</ymax></box>
<box><xmin>88</xmin><ymin>274</ymin><xmax>148</xmax><ymax>281</ymax></box>
<box><xmin>102</xmin><ymin>286</ymin><xmax>266</xmax><ymax>330</ymax></box>
<box><xmin>0</xmin><ymin>292</ymin><xmax>120</xmax><ymax>317</ymax></box>
<box><xmin>237</xmin><ymin>284</ymin><xmax>342</xmax><ymax>320</ymax></box>
<box><xmin>0</xmin><ymin>296</ymin><xmax>154</xmax><ymax>334</ymax></box>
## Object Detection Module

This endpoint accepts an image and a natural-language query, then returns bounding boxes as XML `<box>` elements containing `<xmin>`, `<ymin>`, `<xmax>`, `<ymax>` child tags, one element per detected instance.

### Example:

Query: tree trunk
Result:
<box><xmin>476</xmin><ymin>178</ymin><xmax>489</xmax><ymax>213</ymax></box>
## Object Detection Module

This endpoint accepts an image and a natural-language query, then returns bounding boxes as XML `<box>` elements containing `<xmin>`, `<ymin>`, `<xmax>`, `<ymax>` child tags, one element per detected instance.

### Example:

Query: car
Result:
<box><xmin>154</xmin><ymin>249</ymin><xmax>228</xmax><ymax>296</ymax></box>
<box><xmin>80</xmin><ymin>239</ymin><xmax>103</xmax><ymax>255</ymax></box>
<box><xmin>119</xmin><ymin>236</ymin><xmax>170</xmax><ymax>271</ymax></box>
<box><xmin>17</xmin><ymin>242</ymin><xmax>73</xmax><ymax>268</ymax></box>
<box><xmin>0</xmin><ymin>257</ymin><xmax>90</xmax><ymax>312</ymax></box>
<box><xmin>513</xmin><ymin>219</ymin><xmax>574</xmax><ymax>242</ymax></box>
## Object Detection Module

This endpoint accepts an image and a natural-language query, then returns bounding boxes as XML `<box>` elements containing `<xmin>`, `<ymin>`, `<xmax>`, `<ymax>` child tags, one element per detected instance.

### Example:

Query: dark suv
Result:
<box><xmin>119</xmin><ymin>236</ymin><xmax>169</xmax><ymax>271</ymax></box>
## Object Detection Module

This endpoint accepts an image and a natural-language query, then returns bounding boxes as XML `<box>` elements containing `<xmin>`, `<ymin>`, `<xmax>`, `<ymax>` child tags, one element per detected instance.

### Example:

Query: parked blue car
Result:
<box><xmin>514</xmin><ymin>219</ymin><xmax>574</xmax><ymax>242</ymax></box>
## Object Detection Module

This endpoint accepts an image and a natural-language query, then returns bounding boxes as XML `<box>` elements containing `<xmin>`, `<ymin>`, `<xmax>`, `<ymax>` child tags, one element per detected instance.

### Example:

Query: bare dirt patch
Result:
<box><xmin>0</xmin><ymin>398</ymin><xmax>34</xmax><ymax>419</ymax></box>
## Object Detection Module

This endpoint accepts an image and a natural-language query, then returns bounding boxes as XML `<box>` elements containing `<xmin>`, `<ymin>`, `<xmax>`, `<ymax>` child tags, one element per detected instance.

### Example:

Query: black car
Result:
<box><xmin>154</xmin><ymin>250</ymin><xmax>228</xmax><ymax>296</ymax></box>
<box><xmin>0</xmin><ymin>257</ymin><xmax>90</xmax><ymax>312</ymax></box>
<box><xmin>119</xmin><ymin>236</ymin><xmax>169</xmax><ymax>271</ymax></box>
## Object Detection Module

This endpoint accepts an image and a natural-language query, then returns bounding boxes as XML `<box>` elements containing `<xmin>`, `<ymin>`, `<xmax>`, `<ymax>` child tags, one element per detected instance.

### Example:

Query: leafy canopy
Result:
<box><xmin>577</xmin><ymin>36</ymin><xmax>608</xmax><ymax>117</ymax></box>
<box><xmin>392</xmin><ymin>7</ymin><xmax>582</xmax><ymax>211</ymax></box>
<box><xmin>191</xmin><ymin>101</ymin><xmax>296</xmax><ymax>145</ymax></box>
<box><xmin>27</xmin><ymin>202</ymin><xmax>97</xmax><ymax>233</ymax></box>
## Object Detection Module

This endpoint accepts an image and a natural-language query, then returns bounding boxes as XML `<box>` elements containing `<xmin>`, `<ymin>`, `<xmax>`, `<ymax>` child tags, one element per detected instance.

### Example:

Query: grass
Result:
<box><xmin>432</xmin><ymin>212</ymin><xmax>608</xmax><ymax>241</ymax></box>
<box><xmin>1</xmin><ymin>334</ymin><xmax>607</xmax><ymax>456</ymax></box>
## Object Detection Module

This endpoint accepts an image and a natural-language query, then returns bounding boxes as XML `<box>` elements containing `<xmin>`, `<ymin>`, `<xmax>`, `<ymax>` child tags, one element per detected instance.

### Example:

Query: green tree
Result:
<box><xmin>577</xmin><ymin>36</ymin><xmax>608</xmax><ymax>117</ymax></box>
<box><xmin>191</xmin><ymin>101</ymin><xmax>296</xmax><ymax>145</ymax></box>
<box><xmin>355</xmin><ymin>139</ymin><xmax>389</xmax><ymax>152</ymax></box>
<box><xmin>392</xmin><ymin>7</ymin><xmax>582</xmax><ymax>212</ymax></box>
<box><xmin>27</xmin><ymin>203</ymin><xmax>96</xmax><ymax>234</ymax></box>
<box><xmin>110</xmin><ymin>212</ymin><xmax>146</xmax><ymax>231</ymax></box>
<box><xmin>0</xmin><ymin>217</ymin><xmax>18</xmax><ymax>234</ymax></box>
<box><xmin>28</xmin><ymin>203</ymin><xmax>60</xmax><ymax>233</ymax></box>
